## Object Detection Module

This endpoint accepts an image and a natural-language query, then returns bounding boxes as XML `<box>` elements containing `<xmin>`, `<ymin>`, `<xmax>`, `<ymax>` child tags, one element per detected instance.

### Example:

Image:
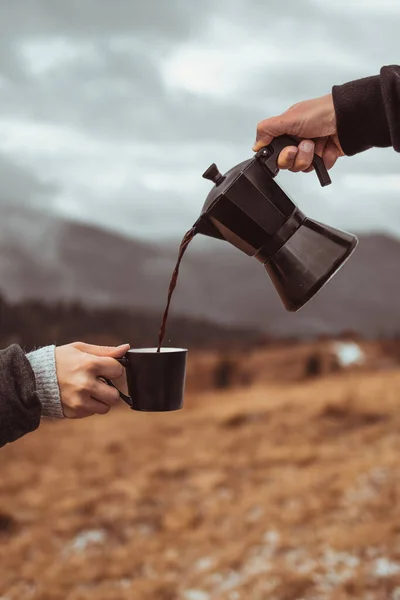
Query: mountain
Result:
<box><xmin>1</xmin><ymin>204</ymin><xmax>400</xmax><ymax>338</ymax></box>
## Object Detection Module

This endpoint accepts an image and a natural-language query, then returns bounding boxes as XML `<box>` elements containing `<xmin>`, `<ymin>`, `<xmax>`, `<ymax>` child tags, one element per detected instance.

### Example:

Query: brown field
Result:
<box><xmin>2</xmin><ymin>340</ymin><xmax>400</xmax><ymax>599</ymax></box>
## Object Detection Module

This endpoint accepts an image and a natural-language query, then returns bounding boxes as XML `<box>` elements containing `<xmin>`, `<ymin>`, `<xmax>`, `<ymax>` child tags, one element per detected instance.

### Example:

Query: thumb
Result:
<box><xmin>253</xmin><ymin>114</ymin><xmax>293</xmax><ymax>152</ymax></box>
<box><xmin>73</xmin><ymin>342</ymin><xmax>130</xmax><ymax>357</ymax></box>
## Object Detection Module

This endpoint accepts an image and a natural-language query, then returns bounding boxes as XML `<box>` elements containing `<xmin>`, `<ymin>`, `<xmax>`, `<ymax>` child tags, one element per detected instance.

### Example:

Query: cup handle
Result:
<box><xmin>101</xmin><ymin>356</ymin><xmax>133</xmax><ymax>408</ymax></box>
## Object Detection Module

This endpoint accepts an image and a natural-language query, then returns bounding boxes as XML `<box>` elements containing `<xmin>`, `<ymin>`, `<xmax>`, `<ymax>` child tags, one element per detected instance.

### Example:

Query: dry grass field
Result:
<box><xmin>2</xmin><ymin>341</ymin><xmax>400</xmax><ymax>599</ymax></box>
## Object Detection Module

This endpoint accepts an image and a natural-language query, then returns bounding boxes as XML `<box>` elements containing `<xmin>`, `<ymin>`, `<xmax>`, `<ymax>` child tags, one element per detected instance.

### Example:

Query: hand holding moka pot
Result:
<box><xmin>195</xmin><ymin>134</ymin><xmax>358</xmax><ymax>312</ymax></box>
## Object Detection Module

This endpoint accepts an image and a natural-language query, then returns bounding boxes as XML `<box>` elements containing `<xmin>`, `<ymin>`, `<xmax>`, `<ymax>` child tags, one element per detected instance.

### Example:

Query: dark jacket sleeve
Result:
<box><xmin>332</xmin><ymin>65</ymin><xmax>400</xmax><ymax>156</ymax></box>
<box><xmin>0</xmin><ymin>344</ymin><xmax>41</xmax><ymax>448</ymax></box>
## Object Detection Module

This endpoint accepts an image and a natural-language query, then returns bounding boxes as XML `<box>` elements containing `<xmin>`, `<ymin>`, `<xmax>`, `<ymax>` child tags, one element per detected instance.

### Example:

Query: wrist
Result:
<box><xmin>27</xmin><ymin>346</ymin><xmax>64</xmax><ymax>419</ymax></box>
<box><xmin>332</xmin><ymin>74</ymin><xmax>390</xmax><ymax>156</ymax></box>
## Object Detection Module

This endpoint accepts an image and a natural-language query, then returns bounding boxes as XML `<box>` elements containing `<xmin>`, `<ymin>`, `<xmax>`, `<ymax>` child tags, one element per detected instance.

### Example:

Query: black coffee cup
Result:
<box><xmin>104</xmin><ymin>347</ymin><xmax>187</xmax><ymax>412</ymax></box>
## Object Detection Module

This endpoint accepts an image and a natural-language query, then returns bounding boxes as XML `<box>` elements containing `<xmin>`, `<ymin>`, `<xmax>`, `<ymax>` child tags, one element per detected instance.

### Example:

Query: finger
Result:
<box><xmin>314</xmin><ymin>137</ymin><xmax>328</xmax><ymax>158</ymax></box>
<box><xmin>92</xmin><ymin>380</ymin><xmax>120</xmax><ymax>406</ymax></box>
<box><xmin>303</xmin><ymin>138</ymin><xmax>327</xmax><ymax>173</ymax></box>
<box><xmin>66</xmin><ymin>397</ymin><xmax>109</xmax><ymax>418</ymax></box>
<box><xmin>253</xmin><ymin>124</ymin><xmax>274</xmax><ymax>152</ymax></box>
<box><xmin>87</xmin><ymin>397</ymin><xmax>111</xmax><ymax>415</ymax></box>
<box><xmin>290</xmin><ymin>140</ymin><xmax>315</xmax><ymax>173</ymax></box>
<box><xmin>253</xmin><ymin>115</ymin><xmax>288</xmax><ymax>152</ymax></box>
<box><xmin>63</xmin><ymin>407</ymin><xmax>96</xmax><ymax>419</ymax></box>
<box><xmin>88</xmin><ymin>356</ymin><xmax>124</xmax><ymax>379</ymax></box>
<box><xmin>112</xmin><ymin>371</ymin><xmax>129</xmax><ymax>397</ymax></box>
<box><xmin>322</xmin><ymin>140</ymin><xmax>340</xmax><ymax>170</ymax></box>
<box><xmin>277</xmin><ymin>146</ymin><xmax>298</xmax><ymax>170</ymax></box>
<box><xmin>73</xmin><ymin>342</ymin><xmax>130</xmax><ymax>358</ymax></box>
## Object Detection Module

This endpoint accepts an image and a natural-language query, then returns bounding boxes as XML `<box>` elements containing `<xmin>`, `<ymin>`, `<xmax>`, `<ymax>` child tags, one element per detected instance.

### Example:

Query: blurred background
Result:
<box><xmin>2</xmin><ymin>1</ymin><xmax>400</xmax><ymax>598</ymax></box>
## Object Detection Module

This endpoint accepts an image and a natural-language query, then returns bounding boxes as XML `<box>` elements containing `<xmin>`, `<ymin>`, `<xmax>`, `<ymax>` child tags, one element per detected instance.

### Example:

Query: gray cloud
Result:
<box><xmin>0</xmin><ymin>37</ymin><xmax>257</xmax><ymax>145</ymax></box>
<box><xmin>0</xmin><ymin>0</ymin><xmax>398</xmax><ymax>240</ymax></box>
<box><xmin>0</xmin><ymin>0</ymin><xmax>215</xmax><ymax>39</ymax></box>
<box><xmin>0</xmin><ymin>152</ymin><xmax>56</xmax><ymax>206</ymax></box>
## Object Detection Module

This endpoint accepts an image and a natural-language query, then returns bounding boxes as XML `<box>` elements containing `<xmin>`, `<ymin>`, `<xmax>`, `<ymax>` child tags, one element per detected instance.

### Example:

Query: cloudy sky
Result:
<box><xmin>0</xmin><ymin>0</ymin><xmax>399</xmax><ymax>240</ymax></box>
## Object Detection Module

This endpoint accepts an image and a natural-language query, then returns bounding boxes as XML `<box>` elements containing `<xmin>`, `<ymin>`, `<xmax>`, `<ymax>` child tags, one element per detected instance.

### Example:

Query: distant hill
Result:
<box><xmin>0</xmin><ymin>296</ymin><xmax>262</xmax><ymax>351</ymax></box>
<box><xmin>1</xmin><ymin>204</ymin><xmax>400</xmax><ymax>338</ymax></box>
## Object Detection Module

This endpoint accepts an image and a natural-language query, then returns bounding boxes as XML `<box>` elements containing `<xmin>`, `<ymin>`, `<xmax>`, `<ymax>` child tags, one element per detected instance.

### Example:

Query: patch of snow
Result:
<box><xmin>343</xmin><ymin>467</ymin><xmax>389</xmax><ymax>507</ymax></box>
<box><xmin>311</xmin><ymin>548</ymin><xmax>360</xmax><ymax>592</ymax></box>
<box><xmin>63</xmin><ymin>529</ymin><xmax>106</xmax><ymax>555</ymax></box>
<box><xmin>183</xmin><ymin>591</ymin><xmax>210</xmax><ymax>600</ymax></box>
<box><xmin>374</xmin><ymin>557</ymin><xmax>400</xmax><ymax>577</ymax></box>
<box><xmin>285</xmin><ymin>547</ymin><xmax>318</xmax><ymax>574</ymax></box>
<box><xmin>333</xmin><ymin>342</ymin><xmax>364</xmax><ymax>367</ymax></box>
<box><xmin>195</xmin><ymin>557</ymin><xmax>215</xmax><ymax>571</ymax></box>
<box><xmin>218</xmin><ymin>570</ymin><xmax>242</xmax><ymax>591</ymax></box>
<box><xmin>323</xmin><ymin>548</ymin><xmax>360</xmax><ymax>571</ymax></box>
<box><xmin>263</xmin><ymin>529</ymin><xmax>280</xmax><ymax>548</ymax></box>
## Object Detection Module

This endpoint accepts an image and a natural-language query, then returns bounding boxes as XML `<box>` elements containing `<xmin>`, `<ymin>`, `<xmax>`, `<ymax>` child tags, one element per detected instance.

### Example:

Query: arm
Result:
<box><xmin>333</xmin><ymin>65</ymin><xmax>400</xmax><ymax>155</ymax></box>
<box><xmin>0</xmin><ymin>344</ymin><xmax>41</xmax><ymax>447</ymax></box>
<box><xmin>0</xmin><ymin>342</ymin><xmax>129</xmax><ymax>448</ymax></box>
<box><xmin>253</xmin><ymin>64</ymin><xmax>400</xmax><ymax>171</ymax></box>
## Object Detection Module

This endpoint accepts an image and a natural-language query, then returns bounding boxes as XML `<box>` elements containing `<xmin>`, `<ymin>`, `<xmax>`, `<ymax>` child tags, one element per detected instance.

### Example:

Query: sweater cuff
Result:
<box><xmin>332</xmin><ymin>74</ymin><xmax>391</xmax><ymax>156</ymax></box>
<box><xmin>27</xmin><ymin>346</ymin><xmax>64</xmax><ymax>419</ymax></box>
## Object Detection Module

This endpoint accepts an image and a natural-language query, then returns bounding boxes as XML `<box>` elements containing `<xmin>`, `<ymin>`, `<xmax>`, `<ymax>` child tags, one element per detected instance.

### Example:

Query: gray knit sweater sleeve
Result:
<box><xmin>27</xmin><ymin>346</ymin><xmax>64</xmax><ymax>419</ymax></box>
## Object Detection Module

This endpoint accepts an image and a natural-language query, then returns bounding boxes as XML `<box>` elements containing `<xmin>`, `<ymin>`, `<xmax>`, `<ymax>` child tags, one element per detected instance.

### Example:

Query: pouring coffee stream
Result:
<box><xmin>156</xmin><ymin>134</ymin><xmax>358</xmax><ymax>350</ymax></box>
<box><xmin>157</xmin><ymin>224</ymin><xmax>198</xmax><ymax>352</ymax></box>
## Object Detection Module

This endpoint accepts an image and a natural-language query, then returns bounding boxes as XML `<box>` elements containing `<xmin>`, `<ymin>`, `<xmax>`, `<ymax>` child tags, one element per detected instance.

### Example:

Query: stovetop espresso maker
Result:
<box><xmin>195</xmin><ymin>134</ymin><xmax>358</xmax><ymax>312</ymax></box>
